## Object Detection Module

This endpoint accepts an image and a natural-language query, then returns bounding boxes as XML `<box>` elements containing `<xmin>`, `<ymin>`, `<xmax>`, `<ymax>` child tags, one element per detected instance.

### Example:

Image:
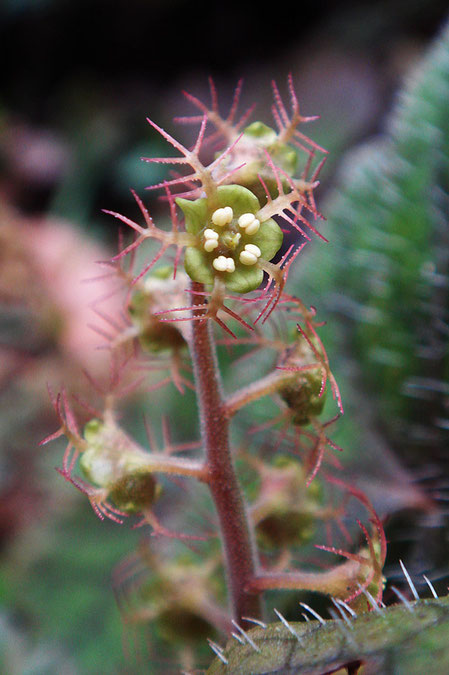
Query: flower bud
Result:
<box><xmin>212</xmin><ymin>121</ymin><xmax>299</xmax><ymax>203</ymax></box>
<box><xmin>108</xmin><ymin>471</ymin><xmax>159</xmax><ymax>513</ymax></box>
<box><xmin>277</xmin><ymin>332</ymin><xmax>326</xmax><ymax>426</ymax></box>
<box><xmin>279</xmin><ymin>369</ymin><xmax>326</xmax><ymax>426</ymax></box>
<box><xmin>80</xmin><ymin>418</ymin><xmax>160</xmax><ymax>512</ymax></box>
<box><xmin>251</xmin><ymin>456</ymin><xmax>322</xmax><ymax>550</ymax></box>
<box><xmin>128</xmin><ymin>267</ymin><xmax>189</xmax><ymax>352</ymax></box>
<box><xmin>119</xmin><ymin>551</ymin><xmax>224</xmax><ymax>647</ymax></box>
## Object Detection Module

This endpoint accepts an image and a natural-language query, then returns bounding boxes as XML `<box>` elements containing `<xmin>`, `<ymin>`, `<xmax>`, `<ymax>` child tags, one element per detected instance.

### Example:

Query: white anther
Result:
<box><xmin>239</xmin><ymin>250</ymin><xmax>258</xmax><ymax>266</ymax></box>
<box><xmin>245</xmin><ymin>219</ymin><xmax>260</xmax><ymax>235</ymax></box>
<box><xmin>213</xmin><ymin>255</ymin><xmax>235</xmax><ymax>273</ymax></box>
<box><xmin>212</xmin><ymin>256</ymin><xmax>229</xmax><ymax>272</ymax></box>
<box><xmin>244</xmin><ymin>244</ymin><xmax>261</xmax><ymax>258</ymax></box>
<box><xmin>204</xmin><ymin>239</ymin><xmax>219</xmax><ymax>252</ymax></box>
<box><xmin>212</xmin><ymin>207</ymin><xmax>233</xmax><ymax>227</ymax></box>
<box><xmin>204</xmin><ymin>228</ymin><xmax>219</xmax><ymax>240</ymax></box>
<box><xmin>238</xmin><ymin>213</ymin><xmax>256</xmax><ymax>229</ymax></box>
<box><xmin>225</xmin><ymin>257</ymin><xmax>235</xmax><ymax>273</ymax></box>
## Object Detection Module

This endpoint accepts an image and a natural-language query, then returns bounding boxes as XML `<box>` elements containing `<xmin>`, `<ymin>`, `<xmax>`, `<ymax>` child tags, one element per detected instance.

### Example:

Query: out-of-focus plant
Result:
<box><xmin>0</xmin><ymin>196</ymin><xmax>139</xmax><ymax>671</ymax></box>
<box><xmin>291</xmin><ymin>16</ymin><xmax>449</xmax><ymax>597</ymax></box>
<box><xmin>0</xmin><ymin>200</ymin><xmax>122</xmax><ymax>537</ymax></box>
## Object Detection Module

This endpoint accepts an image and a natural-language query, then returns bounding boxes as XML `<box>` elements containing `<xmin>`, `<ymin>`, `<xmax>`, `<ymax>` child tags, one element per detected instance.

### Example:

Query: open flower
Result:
<box><xmin>177</xmin><ymin>184</ymin><xmax>283</xmax><ymax>294</ymax></box>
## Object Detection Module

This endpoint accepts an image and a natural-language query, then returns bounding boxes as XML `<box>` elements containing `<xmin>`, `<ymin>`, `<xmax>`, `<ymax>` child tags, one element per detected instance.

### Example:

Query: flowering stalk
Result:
<box><xmin>189</xmin><ymin>281</ymin><xmax>261</xmax><ymax>625</ymax></box>
<box><xmin>43</xmin><ymin>76</ymin><xmax>387</xmax><ymax>668</ymax></box>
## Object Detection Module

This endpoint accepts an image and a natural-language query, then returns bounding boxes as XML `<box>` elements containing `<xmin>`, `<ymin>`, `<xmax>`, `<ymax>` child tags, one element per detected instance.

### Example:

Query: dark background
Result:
<box><xmin>2</xmin><ymin>0</ymin><xmax>449</xmax><ymax>219</ymax></box>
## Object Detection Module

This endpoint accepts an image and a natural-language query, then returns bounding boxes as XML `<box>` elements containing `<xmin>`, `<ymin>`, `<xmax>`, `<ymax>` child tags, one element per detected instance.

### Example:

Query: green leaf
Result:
<box><xmin>207</xmin><ymin>596</ymin><xmax>449</xmax><ymax>674</ymax></box>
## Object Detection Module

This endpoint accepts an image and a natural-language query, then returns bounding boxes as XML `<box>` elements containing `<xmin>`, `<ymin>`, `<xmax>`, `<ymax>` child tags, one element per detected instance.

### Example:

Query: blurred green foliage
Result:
<box><xmin>293</xmin><ymin>17</ymin><xmax>449</xmax><ymax>475</ymax></box>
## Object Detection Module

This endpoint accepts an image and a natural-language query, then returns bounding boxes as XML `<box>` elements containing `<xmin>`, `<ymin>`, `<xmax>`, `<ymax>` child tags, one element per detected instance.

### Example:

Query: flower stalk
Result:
<box><xmin>43</xmin><ymin>77</ymin><xmax>388</xmax><ymax>668</ymax></box>
<box><xmin>189</xmin><ymin>281</ymin><xmax>262</xmax><ymax>625</ymax></box>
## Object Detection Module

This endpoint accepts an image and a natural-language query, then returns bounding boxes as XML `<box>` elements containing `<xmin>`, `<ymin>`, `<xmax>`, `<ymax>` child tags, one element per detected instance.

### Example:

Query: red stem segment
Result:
<box><xmin>189</xmin><ymin>282</ymin><xmax>261</xmax><ymax>625</ymax></box>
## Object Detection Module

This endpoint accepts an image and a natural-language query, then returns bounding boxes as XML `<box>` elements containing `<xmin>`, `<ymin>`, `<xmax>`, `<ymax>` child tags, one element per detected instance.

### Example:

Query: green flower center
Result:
<box><xmin>176</xmin><ymin>184</ymin><xmax>283</xmax><ymax>294</ymax></box>
<box><xmin>203</xmin><ymin>206</ymin><xmax>262</xmax><ymax>274</ymax></box>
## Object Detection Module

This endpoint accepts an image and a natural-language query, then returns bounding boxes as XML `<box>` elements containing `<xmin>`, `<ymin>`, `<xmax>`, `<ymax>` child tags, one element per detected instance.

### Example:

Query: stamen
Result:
<box><xmin>238</xmin><ymin>213</ymin><xmax>256</xmax><ymax>228</ymax></box>
<box><xmin>223</xmin><ymin>206</ymin><xmax>233</xmax><ymax>221</ymax></box>
<box><xmin>212</xmin><ymin>206</ymin><xmax>233</xmax><ymax>227</ymax></box>
<box><xmin>244</xmin><ymin>243</ymin><xmax>261</xmax><ymax>258</ymax></box>
<box><xmin>226</xmin><ymin>257</ymin><xmax>236</xmax><ymax>273</ymax></box>
<box><xmin>238</xmin><ymin>213</ymin><xmax>260</xmax><ymax>235</ymax></box>
<box><xmin>239</xmin><ymin>250</ymin><xmax>258</xmax><ymax>265</ymax></box>
<box><xmin>213</xmin><ymin>255</ymin><xmax>228</xmax><ymax>271</ymax></box>
<box><xmin>213</xmin><ymin>255</ymin><xmax>235</xmax><ymax>273</ymax></box>
<box><xmin>246</xmin><ymin>220</ymin><xmax>260</xmax><ymax>235</ymax></box>
<box><xmin>204</xmin><ymin>239</ymin><xmax>219</xmax><ymax>252</ymax></box>
<box><xmin>204</xmin><ymin>228</ymin><xmax>219</xmax><ymax>240</ymax></box>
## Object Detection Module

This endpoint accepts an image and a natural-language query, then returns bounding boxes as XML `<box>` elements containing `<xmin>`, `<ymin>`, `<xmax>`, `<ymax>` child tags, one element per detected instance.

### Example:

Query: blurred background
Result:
<box><xmin>1</xmin><ymin>1</ymin><xmax>448</xmax><ymax>673</ymax></box>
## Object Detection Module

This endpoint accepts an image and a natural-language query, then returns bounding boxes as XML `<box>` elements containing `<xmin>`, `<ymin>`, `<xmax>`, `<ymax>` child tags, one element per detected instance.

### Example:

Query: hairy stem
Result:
<box><xmin>249</xmin><ymin>559</ymin><xmax>369</xmax><ymax>599</ymax></box>
<box><xmin>225</xmin><ymin>369</ymin><xmax>294</xmax><ymax>417</ymax></box>
<box><xmin>144</xmin><ymin>455</ymin><xmax>208</xmax><ymax>481</ymax></box>
<box><xmin>189</xmin><ymin>282</ymin><xmax>262</xmax><ymax>626</ymax></box>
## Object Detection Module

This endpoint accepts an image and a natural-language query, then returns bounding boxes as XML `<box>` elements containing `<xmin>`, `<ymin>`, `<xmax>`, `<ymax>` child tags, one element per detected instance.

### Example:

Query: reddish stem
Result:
<box><xmin>189</xmin><ymin>282</ymin><xmax>262</xmax><ymax>626</ymax></box>
<box><xmin>225</xmin><ymin>369</ymin><xmax>294</xmax><ymax>417</ymax></box>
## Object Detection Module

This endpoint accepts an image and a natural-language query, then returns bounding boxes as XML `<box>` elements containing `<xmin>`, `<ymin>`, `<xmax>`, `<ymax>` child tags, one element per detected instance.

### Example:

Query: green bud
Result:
<box><xmin>278</xmin><ymin>331</ymin><xmax>327</xmax><ymax>425</ymax></box>
<box><xmin>80</xmin><ymin>419</ymin><xmax>156</xmax><ymax>496</ymax></box>
<box><xmin>150</xmin><ymin>265</ymin><xmax>173</xmax><ymax>280</ymax></box>
<box><xmin>131</xmin><ymin>556</ymin><xmax>223</xmax><ymax>646</ymax></box>
<box><xmin>256</xmin><ymin>511</ymin><xmax>315</xmax><ymax>549</ymax></box>
<box><xmin>210</xmin><ymin>122</ymin><xmax>299</xmax><ymax>203</ymax></box>
<box><xmin>242</xmin><ymin>122</ymin><xmax>299</xmax><ymax>188</ymax></box>
<box><xmin>251</xmin><ymin>457</ymin><xmax>322</xmax><ymax>550</ymax></box>
<box><xmin>109</xmin><ymin>471</ymin><xmax>160</xmax><ymax>513</ymax></box>
<box><xmin>128</xmin><ymin>269</ymin><xmax>188</xmax><ymax>352</ymax></box>
<box><xmin>83</xmin><ymin>418</ymin><xmax>103</xmax><ymax>443</ymax></box>
<box><xmin>244</xmin><ymin>121</ymin><xmax>278</xmax><ymax>142</ymax></box>
<box><xmin>279</xmin><ymin>369</ymin><xmax>326</xmax><ymax>426</ymax></box>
